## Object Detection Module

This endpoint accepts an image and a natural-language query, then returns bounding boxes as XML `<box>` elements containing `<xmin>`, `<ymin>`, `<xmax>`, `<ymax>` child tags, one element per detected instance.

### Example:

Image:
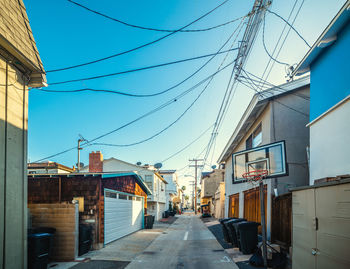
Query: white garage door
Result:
<box><xmin>104</xmin><ymin>190</ymin><xmax>144</xmax><ymax>244</ymax></box>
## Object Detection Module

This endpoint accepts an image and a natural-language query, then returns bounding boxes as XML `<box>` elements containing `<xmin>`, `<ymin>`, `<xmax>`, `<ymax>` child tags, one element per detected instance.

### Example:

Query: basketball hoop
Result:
<box><xmin>242</xmin><ymin>169</ymin><xmax>268</xmax><ymax>184</ymax></box>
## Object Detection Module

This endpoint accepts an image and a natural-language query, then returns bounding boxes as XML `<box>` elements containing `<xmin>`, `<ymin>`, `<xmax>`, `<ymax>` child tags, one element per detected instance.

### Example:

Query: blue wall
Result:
<box><xmin>310</xmin><ymin>24</ymin><xmax>350</xmax><ymax>121</ymax></box>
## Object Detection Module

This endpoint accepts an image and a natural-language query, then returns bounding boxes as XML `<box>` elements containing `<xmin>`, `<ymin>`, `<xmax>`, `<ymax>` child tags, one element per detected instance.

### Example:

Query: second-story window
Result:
<box><xmin>161</xmin><ymin>182</ymin><xmax>164</xmax><ymax>191</ymax></box>
<box><xmin>246</xmin><ymin>123</ymin><xmax>262</xmax><ymax>149</ymax></box>
<box><xmin>145</xmin><ymin>175</ymin><xmax>153</xmax><ymax>191</ymax></box>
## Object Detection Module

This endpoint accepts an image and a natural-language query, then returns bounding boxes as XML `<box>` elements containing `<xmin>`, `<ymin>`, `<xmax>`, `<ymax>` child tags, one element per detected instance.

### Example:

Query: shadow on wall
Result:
<box><xmin>0</xmin><ymin>119</ymin><xmax>28</xmax><ymax>269</ymax></box>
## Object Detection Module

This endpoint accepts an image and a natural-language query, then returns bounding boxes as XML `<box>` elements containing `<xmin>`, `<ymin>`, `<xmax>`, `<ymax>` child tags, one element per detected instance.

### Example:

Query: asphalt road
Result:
<box><xmin>126</xmin><ymin>213</ymin><xmax>239</xmax><ymax>269</ymax></box>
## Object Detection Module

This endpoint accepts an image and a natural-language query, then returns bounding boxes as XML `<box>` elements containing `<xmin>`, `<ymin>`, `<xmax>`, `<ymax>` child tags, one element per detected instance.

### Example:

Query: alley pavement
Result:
<box><xmin>126</xmin><ymin>212</ymin><xmax>239</xmax><ymax>269</ymax></box>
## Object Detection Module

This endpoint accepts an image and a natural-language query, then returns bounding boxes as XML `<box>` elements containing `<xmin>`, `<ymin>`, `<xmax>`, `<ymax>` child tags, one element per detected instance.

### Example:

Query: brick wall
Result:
<box><xmin>89</xmin><ymin>151</ymin><xmax>103</xmax><ymax>172</ymax></box>
<box><xmin>28</xmin><ymin>203</ymin><xmax>78</xmax><ymax>261</ymax></box>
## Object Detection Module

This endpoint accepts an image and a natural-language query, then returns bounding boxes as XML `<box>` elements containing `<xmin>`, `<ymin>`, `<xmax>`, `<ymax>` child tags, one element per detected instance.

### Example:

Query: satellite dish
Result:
<box><xmin>154</xmin><ymin>163</ymin><xmax>163</xmax><ymax>169</ymax></box>
<box><xmin>211</xmin><ymin>165</ymin><xmax>217</xmax><ymax>169</ymax></box>
<box><xmin>136</xmin><ymin>162</ymin><xmax>142</xmax><ymax>166</ymax></box>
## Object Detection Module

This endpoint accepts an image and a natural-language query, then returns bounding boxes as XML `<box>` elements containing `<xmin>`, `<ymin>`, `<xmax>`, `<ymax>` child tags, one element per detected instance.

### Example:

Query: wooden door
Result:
<box><xmin>243</xmin><ymin>186</ymin><xmax>267</xmax><ymax>233</ymax></box>
<box><xmin>228</xmin><ymin>193</ymin><xmax>239</xmax><ymax>218</ymax></box>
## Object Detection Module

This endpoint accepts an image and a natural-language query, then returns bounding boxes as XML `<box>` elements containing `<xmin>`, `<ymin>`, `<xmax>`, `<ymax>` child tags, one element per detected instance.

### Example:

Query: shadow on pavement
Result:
<box><xmin>70</xmin><ymin>260</ymin><xmax>129</xmax><ymax>269</ymax></box>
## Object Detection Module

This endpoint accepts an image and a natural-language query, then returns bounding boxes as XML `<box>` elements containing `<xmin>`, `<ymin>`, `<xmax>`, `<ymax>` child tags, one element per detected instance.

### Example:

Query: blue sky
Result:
<box><xmin>25</xmin><ymin>0</ymin><xmax>345</xmax><ymax>193</ymax></box>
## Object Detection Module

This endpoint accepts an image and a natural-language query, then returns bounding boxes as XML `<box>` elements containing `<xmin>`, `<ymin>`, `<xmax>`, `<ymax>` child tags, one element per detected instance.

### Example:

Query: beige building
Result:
<box><xmin>200</xmin><ymin>169</ymin><xmax>225</xmax><ymax>215</ymax></box>
<box><xmin>0</xmin><ymin>0</ymin><xmax>46</xmax><ymax>268</ymax></box>
<box><xmin>28</xmin><ymin>162</ymin><xmax>75</xmax><ymax>174</ymax></box>
<box><xmin>213</xmin><ymin>182</ymin><xmax>225</xmax><ymax>219</ymax></box>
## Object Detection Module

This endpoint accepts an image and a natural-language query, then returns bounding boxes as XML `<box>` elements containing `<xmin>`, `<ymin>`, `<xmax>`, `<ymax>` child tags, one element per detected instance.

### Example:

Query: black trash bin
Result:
<box><xmin>219</xmin><ymin>218</ymin><xmax>233</xmax><ymax>243</ymax></box>
<box><xmin>79</xmin><ymin>224</ymin><xmax>93</xmax><ymax>256</ymax></box>
<box><xmin>144</xmin><ymin>215</ymin><xmax>154</xmax><ymax>229</ymax></box>
<box><xmin>236</xmin><ymin>221</ymin><xmax>260</xmax><ymax>254</ymax></box>
<box><xmin>164</xmin><ymin>210</ymin><xmax>169</xmax><ymax>218</ymax></box>
<box><xmin>28</xmin><ymin>227</ymin><xmax>56</xmax><ymax>261</ymax></box>
<box><xmin>28</xmin><ymin>233</ymin><xmax>53</xmax><ymax>269</ymax></box>
<box><xmin>225</xmin><ymin>218</ymin><xmax>246</xmax><ymax>247</ymax></box>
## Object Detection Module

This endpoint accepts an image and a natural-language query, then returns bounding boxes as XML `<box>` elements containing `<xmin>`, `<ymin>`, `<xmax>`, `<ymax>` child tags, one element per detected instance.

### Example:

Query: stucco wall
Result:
<box><xmin>309</xmin><ymin>98</ymin><xmax>350</xmax><ymax>184</ymax></box>
<box><xmin>310</xmin><ymin>25</ymin><xmax>350</xmax><ymax>121</ymax></box>
<box><xmin>272</xmin><ymin>87</ymin><xmax>310</xmax><ymax>193</ymax></box>
<box><xmin>0</xmin><ymin>56</ymin><xmax>28</xmax><ymax>268</ymax></box>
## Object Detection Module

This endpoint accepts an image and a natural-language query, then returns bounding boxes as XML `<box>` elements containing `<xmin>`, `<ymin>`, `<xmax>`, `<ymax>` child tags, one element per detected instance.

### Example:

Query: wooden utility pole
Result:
<box><xmin>189</xmin><ymin>159</ymin><xmax>203</xmax><ymax>214</ymax></box>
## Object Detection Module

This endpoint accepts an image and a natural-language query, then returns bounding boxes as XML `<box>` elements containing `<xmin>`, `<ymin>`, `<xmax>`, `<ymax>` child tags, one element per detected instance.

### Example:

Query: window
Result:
<box><xmin>161</xmin><ymin>182</ymin><xmax>164</xmax><ymax>191</ymax></box>
<box><xmin>128</xmin><ymin>196</ymin><xmax>133</xmax><ymax>200</ymax></box>
<box><xmin>145</xmin><ymin>175</ymin><xmax>153</xmax><ymax>191</ymax></box>
<box><xmin>106</xmin><ymin>192</ymin><xmax>117</xmax><ymax>198</ymax></box>
<box><xmin>252</xmin><ymin>124</ymin><xmax>262</xmax><ymax>147</ymax></box>
<box><xmin>119</xmin><ymin>194</ymin><xmax>127</xmax><ymax>200</ymax></box>
<box><xmin>136</xmin><ymin>197</ymin><xmax>141</xmax><ymax>201</ymax></box>
<box><xmin>246</xmin><ymin>123</ymin><xmax>262</xmax><ymax>149</ymax></box>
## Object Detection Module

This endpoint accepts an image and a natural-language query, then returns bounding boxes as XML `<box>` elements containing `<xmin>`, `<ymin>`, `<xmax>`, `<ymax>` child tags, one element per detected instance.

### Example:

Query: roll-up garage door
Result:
<box><xmin>104</xmin><ymin>190</ymin><xmax>144</xmax><ymax>244</ymax></box>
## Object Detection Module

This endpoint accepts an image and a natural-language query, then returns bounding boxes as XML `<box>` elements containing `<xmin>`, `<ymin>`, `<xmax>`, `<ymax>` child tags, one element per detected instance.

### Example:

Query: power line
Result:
<box><xmin>266</xmin><ymin>8</ymin><xmax>311</xmax><ymax>48</ymax></box>
<box><xmin>38</xmin><ymin>58</ymin><xmax>236</xmax><ymax>98</ymax></box>
<box><xmin>48</xmin><ymin>48</ymin><xmax>239</xmax><ymax>86</ymax></box>
<box><xmin>160</xmin><ymin>124</ymin><xmax>214</xmax><ymax>163</ymax></box>
<box><xmin>205</xmin><ymin>0</ymin><xmax>270</xmax><ymax>163</ymax></box>
<box><xmin>93</xmin><ymin>58</ymin><xmax>235</xmax><ymax>147</ymax></box>
<box><xmin>68</xmin><ymin>0</ymin><xmax>247</xmax><ymax>33</ymax></box>
<box><xmin>263</xmin><ymin>0</ymin><xmax>305</xmax><ymax>83</ymax></box>
<box><xmin>36</xmin><ymin>22</ymin><xmax>245</xmax><ymax>97</ymax></box>
<box><xmin>262</xmin><ymin>14</ymin><xmax>289</xmax><ymax>66</ymax></box>
<box><xmin>240</xmin><ymin>68</ymin><xmax>310</xmax><ymax>100</ymax></box>
<box><xmin>237</xmin><ymin>74</ymin><xmax>309</xmax><ymax>117</ymax></box>
<box><xmin>257</xmin><ymin>0</ymin><xmax>299</xmax><ymax>90</ymax></box>
<box><xmin>33</xmin><ymin>60</ymin><xmax>235</xmax><ymax>162</ymax></box>
<box><xmin>46</xmin><ymin>0</ymin><xmax>231</xmax><ymax>73</ymax></box>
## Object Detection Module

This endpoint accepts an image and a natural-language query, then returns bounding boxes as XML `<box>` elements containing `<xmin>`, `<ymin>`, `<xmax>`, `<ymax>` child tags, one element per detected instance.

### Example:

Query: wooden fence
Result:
<box><xmin>271</xmin><ymin>192</ymin><xmax>292</xmax><ymax>247</ymax></box>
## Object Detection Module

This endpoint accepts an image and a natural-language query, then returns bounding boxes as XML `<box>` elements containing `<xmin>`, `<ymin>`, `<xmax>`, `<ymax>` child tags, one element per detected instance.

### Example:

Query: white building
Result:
<box><xmin>81</xmin><ymin>151</ymin><xmax>168</xmax><ymax>220</ymax></box>
<box><xmin>159</xmin><ymin>170</ymin><xmax>178</xmax><ymax>211</ymax></box>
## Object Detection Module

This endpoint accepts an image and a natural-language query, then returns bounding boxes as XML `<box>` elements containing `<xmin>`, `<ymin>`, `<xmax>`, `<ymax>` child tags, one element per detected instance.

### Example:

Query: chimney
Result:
<box><xmin>89</xmin><ymin>151</ymin><xmax>103</xmax><ymax>172</ymax></box>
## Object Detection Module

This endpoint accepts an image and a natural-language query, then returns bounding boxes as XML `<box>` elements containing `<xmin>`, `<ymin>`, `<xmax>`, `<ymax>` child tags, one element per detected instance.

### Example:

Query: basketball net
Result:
<box><xmin>242</xmin><ymin>169</ymin><xmax>268</xmax><ymax>186</ymax></box>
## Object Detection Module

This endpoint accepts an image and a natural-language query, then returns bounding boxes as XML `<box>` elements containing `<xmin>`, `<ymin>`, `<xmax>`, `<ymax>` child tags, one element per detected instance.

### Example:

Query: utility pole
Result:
<box><xmin>77</xmin><ymin>138</ymin><xmax>83</xmax><ymax>172</ymax></box>
<box><xmin>77</xmin><ymin>134</ymin><xmax>87</xmax><ymax>172</ymax></box>
<box><xmin>189</xmin><ymin>159</ymin><xmax>204</xmax><ymax>215</ymax></box>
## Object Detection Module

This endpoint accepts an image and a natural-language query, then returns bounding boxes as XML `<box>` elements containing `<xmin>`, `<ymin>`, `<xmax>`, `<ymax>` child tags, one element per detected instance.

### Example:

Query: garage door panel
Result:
<box><xmin>105</xmin><ymin>193</ymin><xmax>143</xmax><ymax>244</ymax></box>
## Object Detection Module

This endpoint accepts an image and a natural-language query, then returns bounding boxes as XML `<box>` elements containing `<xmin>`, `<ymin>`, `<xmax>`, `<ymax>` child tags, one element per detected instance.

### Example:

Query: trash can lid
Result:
<box><xmin>28</xmin><ymin>233</ymin><xmax>52</xmax><ymax>238</ymax></box>
<box><xmin>219</xmin><ymin>218</ymin><xmax>234</xmax><ymax>224</ymax></box>
<box><xmin>237</xmin><ymin>221</ymin><xmax>260</xmax><ymax>229</ymax></box>
<box><xmin>226</xmin><ymin>218</ymin><xmax>246</xmax><ymax>224</ymax></box>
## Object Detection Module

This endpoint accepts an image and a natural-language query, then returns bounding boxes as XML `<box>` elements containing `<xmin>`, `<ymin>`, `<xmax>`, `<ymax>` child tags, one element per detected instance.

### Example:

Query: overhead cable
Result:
<box><xmin>48</xmin><ymin>48</ymin><xmax>239</xmax><ymax>85</ymax></box>
<box><xmin>266</xmin><ymin>9</ymin><xmax>311</xmax><ymax>48</ymax></box>
<box><xmin>46</xmin><ymin>0</ymin><xmax>231</xmax><ymax>73</ymax></box>
<box><xmin>68</xmin><ymin>0</ymin><xmax>246</xmax><ymax>33</ymax></box>
<box><xmin>262</xmin><ymin>14</ymin><xmax>289</xmax><ymax>66</ymax></box>
<box><xmin>160</xmin><ymin>124</ymin><xmax>214</xmax><ymax>163</ymax></box>
<box><xmin>93</xmin><ymin>59</ymin><xmax>235</xmax><ymax>147</ymax></box>
<box><xmin>33</xmin><ymin>60</ymin><xmax>235</xmax><ymax>162</ymax></box>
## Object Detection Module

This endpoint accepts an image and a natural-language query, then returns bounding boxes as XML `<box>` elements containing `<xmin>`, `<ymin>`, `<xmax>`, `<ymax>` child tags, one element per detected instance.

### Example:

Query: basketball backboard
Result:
<box><xmin>232</xmin><ymin>141</ymin><xmax>287</xmax><ymax>182</ymax></box>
